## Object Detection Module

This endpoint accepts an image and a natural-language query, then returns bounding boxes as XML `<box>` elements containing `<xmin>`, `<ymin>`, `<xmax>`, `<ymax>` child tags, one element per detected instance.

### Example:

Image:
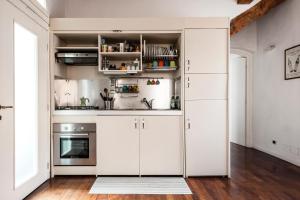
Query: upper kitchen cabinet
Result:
<box><xmin>142</xmin><ymin>33</ymin><xmax>181</xmax><ymax>74</ymax></box>
<box><xmin>51</xmin><ymin>33</ymin><xmax>100</xmax><ymax>78</ymax></box>
<box><xmin>99</xmin><ymin>33</ymin><xmax>142</xmax><ymax>75</ymax></box>
<box><xmin>98</xmin><ymin>32</ymin><xmax>181</xmax><ymax>75</ymax></box>
<box><xmin>184</xmin><ymin>29</ymin><xmax>228</xmax><ymax>74</ymax></box>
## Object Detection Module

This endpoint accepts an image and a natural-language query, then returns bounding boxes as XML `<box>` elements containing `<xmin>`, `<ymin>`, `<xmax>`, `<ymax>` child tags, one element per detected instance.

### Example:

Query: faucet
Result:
<box><xmin>141</xmin><ymin>98</ymin><xmax>154</xmax><ymax>110</ymax></box>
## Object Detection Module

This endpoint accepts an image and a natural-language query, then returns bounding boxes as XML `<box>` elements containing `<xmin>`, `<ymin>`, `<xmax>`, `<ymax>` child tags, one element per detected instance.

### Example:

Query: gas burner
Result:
<box><xmin>55</xmin><ymin>106</ymin><xmax>100</xmax><ymax>110</ymax></box>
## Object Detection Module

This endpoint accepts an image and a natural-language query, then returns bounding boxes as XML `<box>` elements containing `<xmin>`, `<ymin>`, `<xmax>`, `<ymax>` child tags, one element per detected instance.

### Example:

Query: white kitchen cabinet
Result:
<box><xmin>185</xmin><ymin>100</ymin><xmax>227</xmax><ymax>176</ymax></box>
<box><xmin>97</xmin><ymin>116</ymin><xmax>140</xmax><ymax>175</ymax></box>
<box><xmin>140</xmin><ymin>116</ymin><xmax>183</xmax><ymax>175</ymax></box>
<box><xmin>185</xmin><ymin>29</ymin><xmax>228</xmax><ymax>74</ymax></box>
<box><xmin>97</xmin><ymin>115</ymin><xmax>183</xmax><ymax>176</ymax></box>
<box><xmin>185</xmin><ymin>74</ymin><xmax>227</xmax><ymax>100</ymax></box>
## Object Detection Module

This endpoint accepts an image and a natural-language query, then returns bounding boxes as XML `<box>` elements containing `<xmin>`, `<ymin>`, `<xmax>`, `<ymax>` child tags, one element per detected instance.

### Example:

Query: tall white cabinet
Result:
<box><xmin>185</xmin><ymin>29</ymin><xmax>228</xmax><ymax>176</ymax></box>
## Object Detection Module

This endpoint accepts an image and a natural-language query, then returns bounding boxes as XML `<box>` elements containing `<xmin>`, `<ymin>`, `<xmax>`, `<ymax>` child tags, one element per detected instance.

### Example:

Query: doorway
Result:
<box><xmin>229</xmin><ymin>50</ymin><xmax>253</xmax><ymax>148</ymax></box>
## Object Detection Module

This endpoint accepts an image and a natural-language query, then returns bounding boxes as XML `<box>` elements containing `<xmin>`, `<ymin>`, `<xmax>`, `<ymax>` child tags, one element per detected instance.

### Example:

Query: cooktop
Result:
<box><xmin>55</xmin><ymin>106</ymin><xmax>100</xmax><ymax>110</ymax></box>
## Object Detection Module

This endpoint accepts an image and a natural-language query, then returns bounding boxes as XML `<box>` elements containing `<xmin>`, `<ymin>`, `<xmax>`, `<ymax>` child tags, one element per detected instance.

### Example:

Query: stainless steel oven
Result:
<box><xmin>53</xmin><ymin>123</ymin><xmax>96</xmax><ymax>166</ymax></box>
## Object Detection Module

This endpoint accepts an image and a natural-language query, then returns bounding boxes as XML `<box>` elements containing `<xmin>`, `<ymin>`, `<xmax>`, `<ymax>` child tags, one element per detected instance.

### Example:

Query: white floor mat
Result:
<box><xmin>89</xmin><ymin>177</ymin><xmax>192</xmax><ymax>195</ymax></box>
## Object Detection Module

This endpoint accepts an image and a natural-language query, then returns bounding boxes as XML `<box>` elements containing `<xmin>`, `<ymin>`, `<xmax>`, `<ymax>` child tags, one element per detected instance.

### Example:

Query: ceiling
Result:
<box><xmin>47</xmin><ymin>0</ymin><xmax>261</xmax><ymax>18</ymax></box>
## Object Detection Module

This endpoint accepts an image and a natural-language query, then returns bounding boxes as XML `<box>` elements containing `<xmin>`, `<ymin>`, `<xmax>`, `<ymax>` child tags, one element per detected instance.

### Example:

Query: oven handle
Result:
<box><xmin>59</xmin><ymin>133</ymin><xmax>89</xmax><ymax>138</ymax></box>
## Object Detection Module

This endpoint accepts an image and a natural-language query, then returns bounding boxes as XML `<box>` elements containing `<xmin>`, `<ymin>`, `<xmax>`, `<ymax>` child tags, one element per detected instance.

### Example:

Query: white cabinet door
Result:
<box><xmin>97</xmin><ymin>116</ymin><xmax>140</xmax><ymax>175</ymax></box>
<box><xmin>185</xmin><ymin>100</ymin><xmax>227</xmax><ymax>176</ymax></box>
<box><xmin>185</xmin><ymin>29</ymin><xmax>228</xmax><ymax>74</ymax></box>
<box><xmin>140</xmin><ymin>116</ymin><xmax>183</xmax><ymax>175</ymax></box>
<box><xmin>185</xmin><ymin>74</ymin><xmax>227</xmax><ymax>100</ymax></box>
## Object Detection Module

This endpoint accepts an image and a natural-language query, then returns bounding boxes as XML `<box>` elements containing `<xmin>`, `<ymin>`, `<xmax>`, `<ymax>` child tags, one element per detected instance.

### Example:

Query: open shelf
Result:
<box><xmin>56</xmin><ymin>47</ymin><xmax>99</xmax><ymax>50</ymax></box>
<box><xmin>100</xmin><ymin>52</ymin><xmax>141</xmax><ymax>60</ymax></box>
<box><xmin>143</xmin><ymin>67</ymin><xmax>178</xmax><ymax>72</ymax></box>
<box><xmin>100</xmin><ymin>70</ymin><xmax>141</xmax><ymax>75</ymax></box>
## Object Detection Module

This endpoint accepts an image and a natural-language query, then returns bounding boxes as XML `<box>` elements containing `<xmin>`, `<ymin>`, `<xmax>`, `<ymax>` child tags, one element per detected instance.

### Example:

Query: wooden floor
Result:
<box><xmin>25</xmin><ymin>143</ymin><xmax>300</xmax><ymax>200</ymax></box>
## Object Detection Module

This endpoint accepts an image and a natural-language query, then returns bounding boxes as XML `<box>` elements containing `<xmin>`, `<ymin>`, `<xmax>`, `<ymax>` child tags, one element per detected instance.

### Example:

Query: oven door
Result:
<box><xmin>53</xmin><ymin>133</ymin><xmax>96</xmax><ymax>166</ymax></box>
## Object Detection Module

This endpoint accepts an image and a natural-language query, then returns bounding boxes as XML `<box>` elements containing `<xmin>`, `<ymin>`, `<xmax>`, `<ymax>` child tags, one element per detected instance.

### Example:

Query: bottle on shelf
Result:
<box><xmin>175</xmin><ymin>96</ymin><xmax>180</xmax><ymax>110</ymax></box>
<box><xmin>170</xmin><ymin>96</ymin><xmax>176</xmax><ymax>110</ymax></box>
<box><xmin>133</xmin><ymin>58</ymin><xmax>140</xmax><ymax>70</ymax></box>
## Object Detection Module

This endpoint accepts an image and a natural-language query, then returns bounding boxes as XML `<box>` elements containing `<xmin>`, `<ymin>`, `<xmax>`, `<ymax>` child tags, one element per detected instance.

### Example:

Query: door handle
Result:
<box><xmin>0</xmin><ymin>105</ymin><xmax>13</xmax><ymax>110</ymax></box>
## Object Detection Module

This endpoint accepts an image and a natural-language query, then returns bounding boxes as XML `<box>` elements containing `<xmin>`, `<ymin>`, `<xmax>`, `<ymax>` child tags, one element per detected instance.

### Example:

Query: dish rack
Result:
<box><xmin>143</xmin><ymin>44</ymin><xmax>179</xmax><ymax>61</ymax></box>
<box><xmin>142</xmin><ymin>43</ymin><xmax>179</xmax><ymax>72</ymax></box>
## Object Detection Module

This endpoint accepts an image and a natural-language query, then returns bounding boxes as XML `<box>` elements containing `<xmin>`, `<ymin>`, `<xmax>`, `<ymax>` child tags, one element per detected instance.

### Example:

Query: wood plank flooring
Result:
<box><xmin>25</xmin><ymin>143</ymin><xmax>300</xmax><ymax>200</ymax></box>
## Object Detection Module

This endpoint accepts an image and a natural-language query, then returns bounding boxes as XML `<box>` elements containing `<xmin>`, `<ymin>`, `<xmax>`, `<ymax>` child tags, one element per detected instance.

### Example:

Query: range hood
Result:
<box><xmin>55</xmin><ymin>52</ymin><xmax>98</xmax><ymax>65</ymax></box>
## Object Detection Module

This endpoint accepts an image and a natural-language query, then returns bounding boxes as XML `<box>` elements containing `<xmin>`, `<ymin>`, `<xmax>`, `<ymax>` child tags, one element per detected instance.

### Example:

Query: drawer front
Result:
<box><xmin>185</xmin><ymin>74</ymin><xmax>227</xmax><ymax>100</ymax></box>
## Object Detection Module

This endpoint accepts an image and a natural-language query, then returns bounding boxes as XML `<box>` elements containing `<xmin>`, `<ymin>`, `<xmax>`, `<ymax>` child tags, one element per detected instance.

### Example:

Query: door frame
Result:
<box><xmin>230</xmin><ymin>49</ymin><xmax>253</xmax><ymax>148</ymax></box>
<box><xmin>0</xmin><ymin>0</ymin><xmax>50</xmax><ymax>199</ymax></box>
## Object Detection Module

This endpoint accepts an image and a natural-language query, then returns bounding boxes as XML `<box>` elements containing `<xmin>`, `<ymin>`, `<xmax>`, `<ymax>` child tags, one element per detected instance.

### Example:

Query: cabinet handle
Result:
<box><xmin>187</xmin><ymin>59</ymin><xmax>191</xmax><ymax>71</ymax></box>
<box><xmin>187</xmin><ymin>119</ymin><xmax>191</xmax><ymax>129</ymax></box>
<box><xmin>142</xmin><ymin>119</ymin><xmax>145</xmax><ymax>129</ymax></box>
<box><xmin>134</xmin><ymin>119</ymin><xmax>138</xmax><ymax>129</ymax></box>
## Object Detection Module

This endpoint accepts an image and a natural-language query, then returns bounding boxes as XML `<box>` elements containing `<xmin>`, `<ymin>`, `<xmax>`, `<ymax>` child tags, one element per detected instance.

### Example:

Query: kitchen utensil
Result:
<box><xmin>104</xmin><ymin>88</ymin><xmax>109</xmax><ymax>99</ymax></box>
<box><xmin>104</xmin><ymin>99</ymin><xmax>114</xmax><ymax>110</ymax></box>
<box><xmin>100</xmin><ymin>92</ymin><xmax>106</xmax><ymax>101</ymax></box>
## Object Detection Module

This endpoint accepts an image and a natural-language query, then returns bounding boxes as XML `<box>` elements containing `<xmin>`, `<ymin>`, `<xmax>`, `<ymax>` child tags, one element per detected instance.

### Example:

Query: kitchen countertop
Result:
<box><xmin>52</xmin><ymin>109</ymin><xmax>183</xmax><ymax>116</ymax></box>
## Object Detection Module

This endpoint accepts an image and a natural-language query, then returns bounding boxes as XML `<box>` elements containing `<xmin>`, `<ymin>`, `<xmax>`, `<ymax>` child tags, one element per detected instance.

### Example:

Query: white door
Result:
<box><xmin>0</xmin><ymin>1</ymin><xmax>49</xmax><ymax>199</ymax></box>
<box><xmin>229</xmin><ymin>55</ymin><xmax>246</xmax><ymax>146</ymax></box>
<box><xmin>185</xmin><ymin>29</ymin><xmax>228</xmax><ymax>74</ymax></box>
<box><xmin>140</xmin><ymin>116</ymin><xmax>183</xmax><ymax>175</ymax></box>
<box><xmin>185</xmin><ymin>100</ymin><xmax>227</xmax><ymax>176</ymax></box>
<box><xmin>97</xmin><ymin>116</ymin><xmax>140</xmax><ymax>175</ymax></box>
<box><xmin>185</xmin><ymin>74</ymin><xmax>227</xmax><ymax>100</ymax></box>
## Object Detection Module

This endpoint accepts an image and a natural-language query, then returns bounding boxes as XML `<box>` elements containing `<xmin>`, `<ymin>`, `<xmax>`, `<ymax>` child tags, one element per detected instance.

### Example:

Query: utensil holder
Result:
<box><xmin>104</xmin><ymin>100</ymin><xmax>114</xmax><ymax>110</ymax></box>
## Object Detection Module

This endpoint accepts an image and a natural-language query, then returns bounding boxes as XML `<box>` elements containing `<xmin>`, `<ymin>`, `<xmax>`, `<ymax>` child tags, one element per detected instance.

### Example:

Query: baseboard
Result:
<box><xmin>253</xmin><ymin>145</ymin><xmax>300</xmax><ymax>167</ymax></box>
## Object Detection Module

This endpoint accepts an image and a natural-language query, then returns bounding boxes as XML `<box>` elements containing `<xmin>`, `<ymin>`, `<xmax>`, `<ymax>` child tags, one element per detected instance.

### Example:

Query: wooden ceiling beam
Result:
<box><xmin>231</xmin><ymin>0</ymin><xmax>286</xmax><ymax>35</ymax></box>
<box><xmin>237</xmin><ymin>0</ymin><xmax>254</xmax><ymax>4</ymax></box>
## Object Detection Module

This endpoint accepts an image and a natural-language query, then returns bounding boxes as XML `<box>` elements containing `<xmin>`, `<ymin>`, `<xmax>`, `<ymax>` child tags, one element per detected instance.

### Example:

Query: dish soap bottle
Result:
<box><xmin>170</xmin><ymin>96</ymin><xmax>176</xmax><ymax>110</ymax></box>
<box><xmin>175</xmin><ymin>96</ymin><xmax>180</xmax><ymax>110</ymax></box>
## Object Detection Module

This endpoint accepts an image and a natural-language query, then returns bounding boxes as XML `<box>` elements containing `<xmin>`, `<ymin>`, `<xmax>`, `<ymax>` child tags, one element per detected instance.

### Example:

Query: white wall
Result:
<box><xmin>230</xmin><ymin>0</ymin><xmax>300</xmax><ymax>166</ymax></box>
<box><xmin>231</xmin><ymin>22</ymin><xmax>257</xmax><ymax>53</ymax></box>
<box><xmin>253</xmin><ymin>0</ymin><xmax>300</xmax><ymax>166</ymax></box>
<box><xmin>47</xmin><ymin>0</ymin><xmax>65</xmax><ymax>17</ymax></box>
<box><xmin>61</xmin><ymin>0</ymin><xmax>260</xmax><ymax>18</ymax></box>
